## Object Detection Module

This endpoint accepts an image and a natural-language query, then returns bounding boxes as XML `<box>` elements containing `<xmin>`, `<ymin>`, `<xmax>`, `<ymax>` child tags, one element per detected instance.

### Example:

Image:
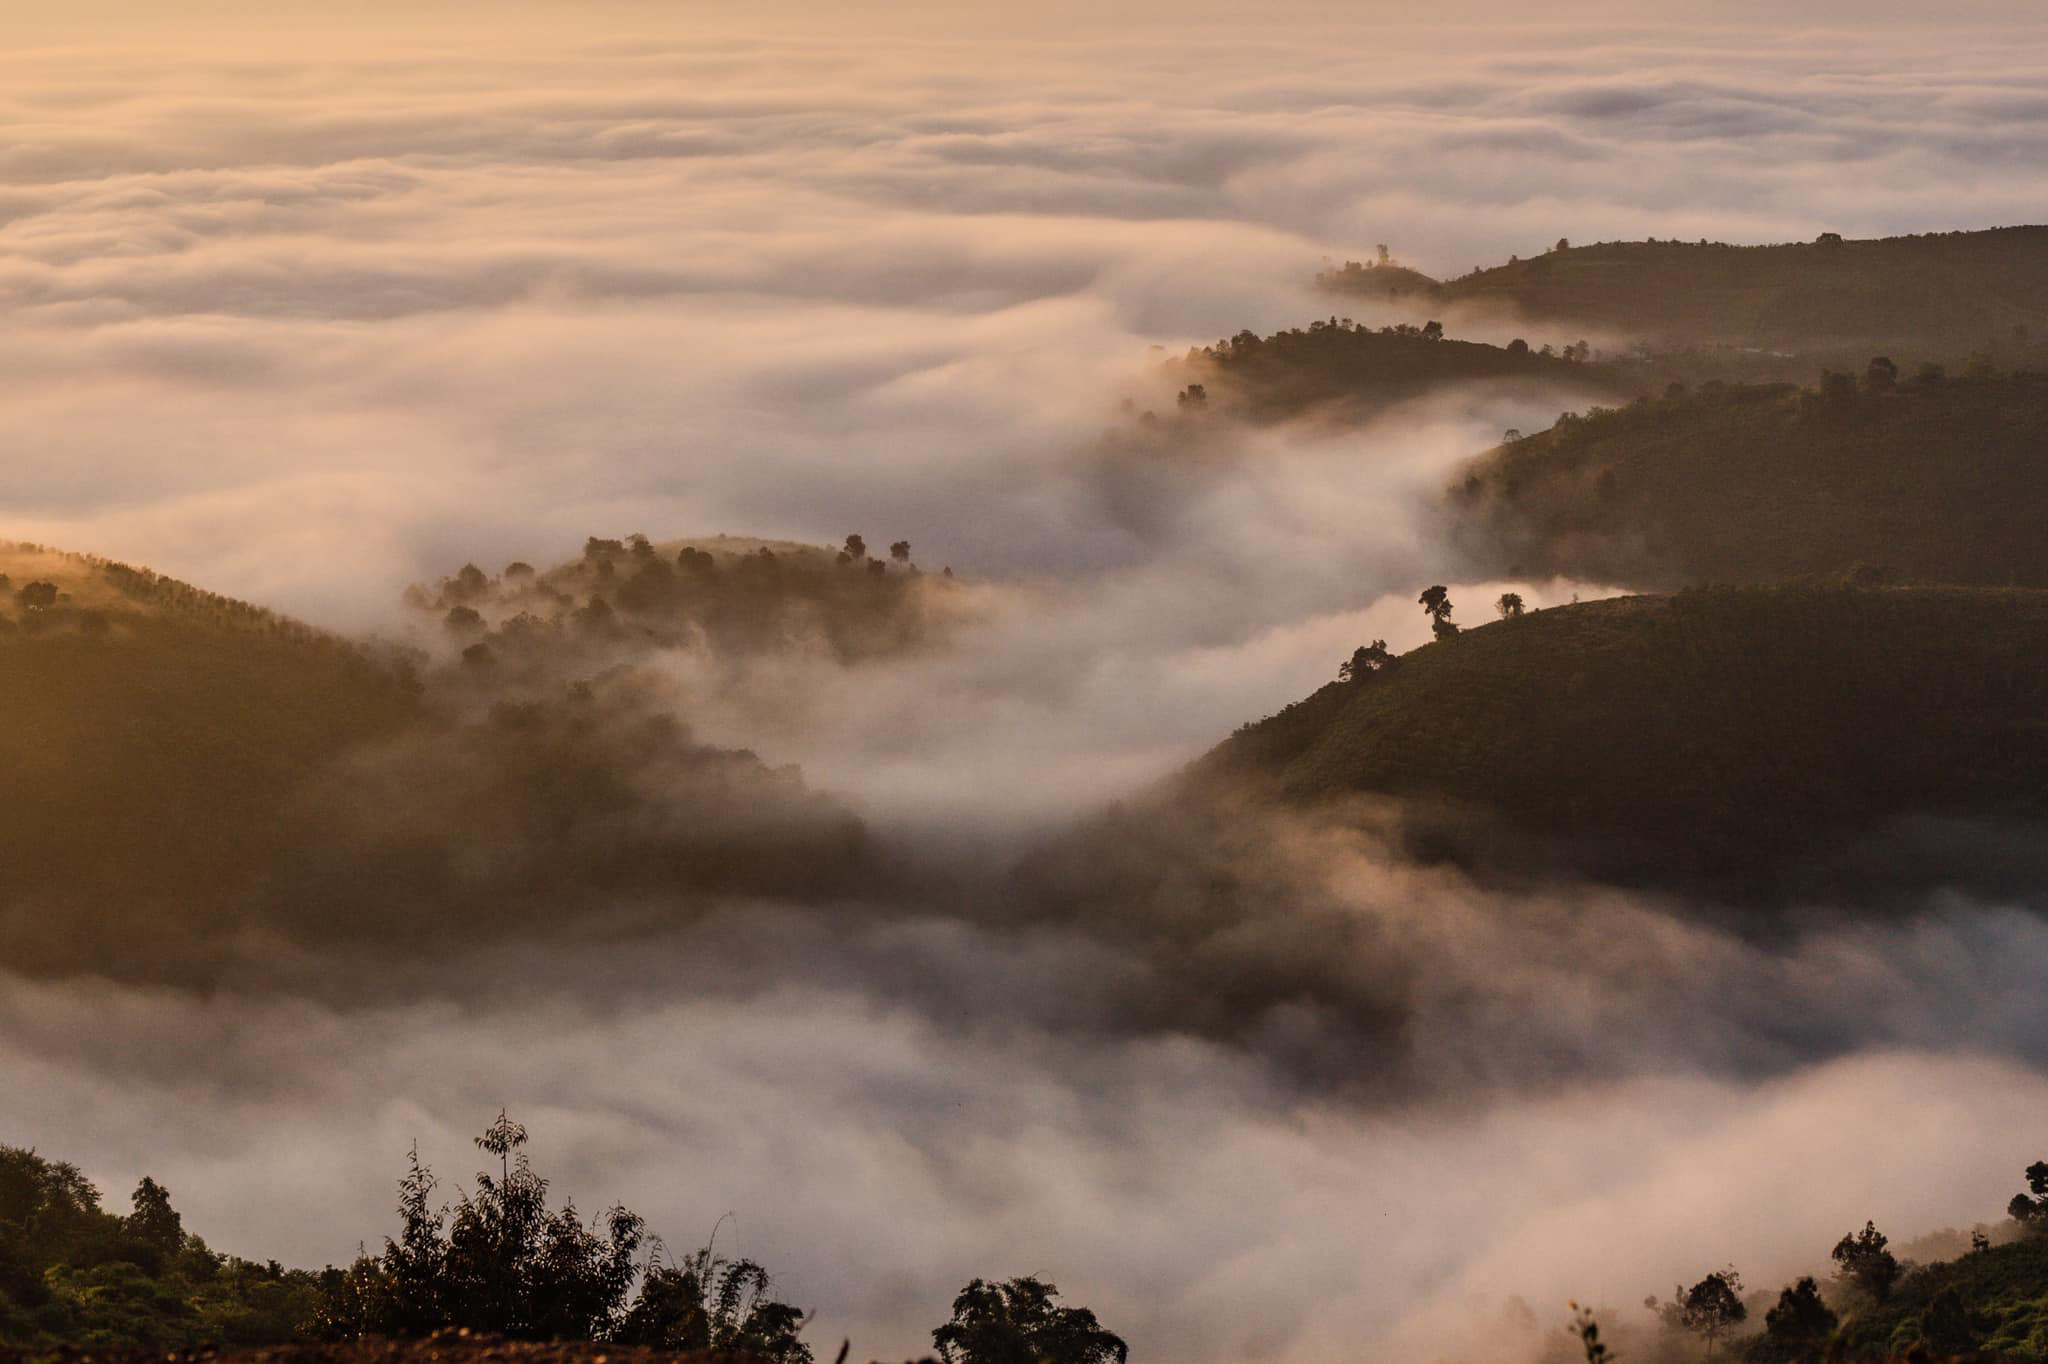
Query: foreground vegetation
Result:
<box><xmin>0</xmin><ymin>1119</ymin><xmax>1123</xmax><ymax>1364</ymax></box>
<box><xmin>15</xmin><ymin>1123</ymin><xmax>2048</xmax><ymax>1362</ymax></box>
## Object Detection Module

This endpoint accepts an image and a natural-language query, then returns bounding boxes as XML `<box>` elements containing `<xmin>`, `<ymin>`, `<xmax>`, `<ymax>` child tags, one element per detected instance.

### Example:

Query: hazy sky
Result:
<box><xmin>6</xmin><ymin>5</ymin><xmax>2048</xmax><ymax>1361</ymax></box>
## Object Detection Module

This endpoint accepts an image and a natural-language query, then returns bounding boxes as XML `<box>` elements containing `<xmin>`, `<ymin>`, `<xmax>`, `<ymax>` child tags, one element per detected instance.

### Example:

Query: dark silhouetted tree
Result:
<box><xmin>16</xmin><ymin>580</ymin><xmax>57</xmax><ymax>612</ymax></box>
<box><xmin>616</xmin><ymin>1243</ymin><xmax>810</xmax><ymax>1362</ymax></box>
<box><xmin>1338</xmin><ymin>640</ymin><xmax>1393</xmax><ymax>682</ymax></box>
<box><xmin>1177</xmin><ymin>384</ymin><xmax>1207</xmax><ymax>409</ymax></box>
<box><xmin>932</xmin><ymin>1278</ymin><xmax>1126</xmax><ymax>1364</ymax></box>
<box><xmin>1831</xmin><ymin>1221</ymin><xmax>1900</xmax><ymax>1303</ymax></box>
<box><xmin>1865</xmin><ymin>356</ymin><xmax>1899</xmax><ymax>391</ymax></box>
<box><xmin>1569</xmin><ymin>1305</ymin><xmax>1610</xmax><ymax>1364</ymax></box>
<box><xmin>890</xmin><ymin>541</ymin><xmax>911</xmax><ymax>562</ymax></box>
<box><xmin>326</xmin><ymin>1113</ymin><xmax>648</xmax><ymax>1343</ymax></box>
<box><xmin>1421</xmin><ymin>320</ymin><xmax>1444</xmax><ymax>342</ymax></box>
<box><xmin>1496</xmin><ymin>592</ymin><xmax>1525</xmax><ymax>620</ymax></box>
<box><xmin>1676</xmin><ymin>1269</ymin><xmax>1745</xmax><ymax>1360</ymax></box>
<box><xmin>381</xmin><ymin>1143</ymin><xmax>447</xmax><ymax>1335</ymax></box>
<box><xmin>1506</xmin><ymin>338</ymin><xmax>1530</xmax><ymax>356</ymax></box>
<box><xmin>2005</xmin><ymin>1160</ymin><xmax>2048</xmax><ymax>1227</ymax></box>
<box><xmin>843</xmin><ymin>535</ymin><xmax>866</xmax><ymax>561</ymax></box>
<box><xmin>1753</xmin><ymin>1277</ymin><xmax>1835</xmax><ymax>1362</ymax></box>
<box><xmin>126</xmin><ymin>1177</ymin><xmax>183</xmax><ymax>1254</ymax></box>
<box><xmin>1418</xmin><ymin>585</ymin><xmax>1458</xmax><ymax>640</ymax></box>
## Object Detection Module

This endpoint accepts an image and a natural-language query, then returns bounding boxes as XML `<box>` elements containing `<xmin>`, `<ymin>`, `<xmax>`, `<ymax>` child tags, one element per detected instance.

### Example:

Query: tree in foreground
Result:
<box><xmin>615</xmin><ymin>1244</ymin><xmax>812</xmax><ymax>1362</ymax></box>
<box><xmin>1751</xmin><ymin>1276</ymin><xmax>1835</xmax><ymax>1362</ymax></box>
<box><xmin>1674</xmin><ymin>1268</ymin><xmax>1745</xmax><ymax>1361</ymax></box>
<box><xmin>932</xmin><ymin>1277</ymin><xmax>1126</xmax><ymax>1364</ymax></box>
<box><xmin>319</xmin><ymin>1112</ymin><xmax>805</xmax><ymax>1353</ymax></box>
<box><xmin>1830</xmin><ymin>1221</ymin><xmax>1900</xmax><ymax>1303</ymax></box>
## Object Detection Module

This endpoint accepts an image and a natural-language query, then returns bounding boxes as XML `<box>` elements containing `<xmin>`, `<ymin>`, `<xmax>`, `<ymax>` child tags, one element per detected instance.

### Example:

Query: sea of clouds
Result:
<box><xmin>7</xmin><ymin>3</ymin><xmax>2048</xmax><ymax>1359</ymax></box>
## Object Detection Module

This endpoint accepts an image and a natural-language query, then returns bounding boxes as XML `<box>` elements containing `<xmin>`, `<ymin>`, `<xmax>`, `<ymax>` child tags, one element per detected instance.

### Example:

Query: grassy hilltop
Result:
<box><xmin>1203</xmin><ymin>584</ymin><xmax>2048</xmax><ymax>878</ymax></box>
<box><xmin>1324</xmin><ymin>227</ymin><xmax>2048</xmax><ymax>355</ymax></box>
<box><xmin>1448</xmin><ymin>366</ymin><xmax>2048</xmax><ymax>589</ymax></box>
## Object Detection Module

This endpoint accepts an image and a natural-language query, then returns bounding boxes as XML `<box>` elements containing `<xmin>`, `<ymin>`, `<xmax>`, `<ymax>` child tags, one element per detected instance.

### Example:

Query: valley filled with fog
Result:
<box><xmin>7</xmin><ymin>6</ymin><xmax>2048</xmax><ymax>1360</ymax></box>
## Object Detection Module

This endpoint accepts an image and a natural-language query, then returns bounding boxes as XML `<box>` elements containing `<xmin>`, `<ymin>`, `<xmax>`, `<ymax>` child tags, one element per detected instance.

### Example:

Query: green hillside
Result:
<box><xmin>1449</xmin><ymin>367</ymin><xmax>2048</xmax><ymax>589</ymax></box>
<box><xmin>1325</xmin><ymin>228</ymin><xmax>2048</xmax><ymax>354</ymax></box>
<box><xmin>1833</xmin><ymin>1233</ymin><xmax>2048</xmax><ymax>1360</ymax></box>
<box><xmin>1202</xmin><ymin>585</ymin><xmax>2048</xmax><ymax>875</ymax></box>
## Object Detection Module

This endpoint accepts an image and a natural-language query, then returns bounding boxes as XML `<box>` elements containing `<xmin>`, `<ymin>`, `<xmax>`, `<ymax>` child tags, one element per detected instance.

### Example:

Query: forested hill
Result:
<box><xmin>1322</xmin><ymin>227</ymin><xmax>2048</xmax><ymax>354</ymax></box>
<box><xmin>1200</xmin><ymin>585</ymin><xmax>2048</xmax><ymax>880</ymax></box>
<box><xmin>1163</xmin><ymin>321</ymin><xmax>1631</xmax><ymax>424</ymax></box>
<box><xmin>1447</xmin><ymin>365</ymin><xmax>2048</xmax><ymax>589</ymax></box>
<box><xmin>0</xmin><ymin>538</ymin><xmax>890</xmax><ymax>986</ymax></box>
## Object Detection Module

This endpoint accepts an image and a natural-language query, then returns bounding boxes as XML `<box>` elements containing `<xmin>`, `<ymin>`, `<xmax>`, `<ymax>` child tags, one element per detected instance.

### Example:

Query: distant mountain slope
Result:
<box><xmin>0</xmin><ymin>540</ymin><xmax>890</xmax><ymax>986</ymax></box>
<box><xmin>1447</xmin><ymin>367</ymin><xmax>2048</xmax><ymax>588</ymax></box>
<box><xmin>0</xmin><ymin>545</ymin><xmax>424</xmax><ymax>976</ymax></box>
<box><xmin>1326</xmin><ymin>228</ymin><xmax>2048</xmax><ymax>354</ymax></box>
<box><xmin>1201</xmin><ymin>586</ymin><xmax>2048</xmax><ymax>876</ymax></box>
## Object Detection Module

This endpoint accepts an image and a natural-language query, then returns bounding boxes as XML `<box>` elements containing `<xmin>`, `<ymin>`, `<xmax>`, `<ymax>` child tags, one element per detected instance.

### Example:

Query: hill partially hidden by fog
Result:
<box><xmin>1448</xmin><ymin>367</ymin><xmax>2048</xmax><ymax>589</ymax></box>
<box><xmin>0</xmin><ymin>541</ymin><xmax>890</xmax><ymax>984</ymax></box>
<box><xmin>1161</xmin><ymin>320</ymin><xmax>1631</xmax><ymax>424</ymax></box>
<box><xmin>1202</xmin><ymin>585</ymin><xmax>2048</xmax><ymax>882</ymax></box>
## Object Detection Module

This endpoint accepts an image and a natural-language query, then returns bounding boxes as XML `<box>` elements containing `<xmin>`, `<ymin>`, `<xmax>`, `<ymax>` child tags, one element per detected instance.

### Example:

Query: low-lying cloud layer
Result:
<box><xmin>8</xmin><ymin>6</ymin><xmax>2048</xmax><ymax>1361</ymax></box>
